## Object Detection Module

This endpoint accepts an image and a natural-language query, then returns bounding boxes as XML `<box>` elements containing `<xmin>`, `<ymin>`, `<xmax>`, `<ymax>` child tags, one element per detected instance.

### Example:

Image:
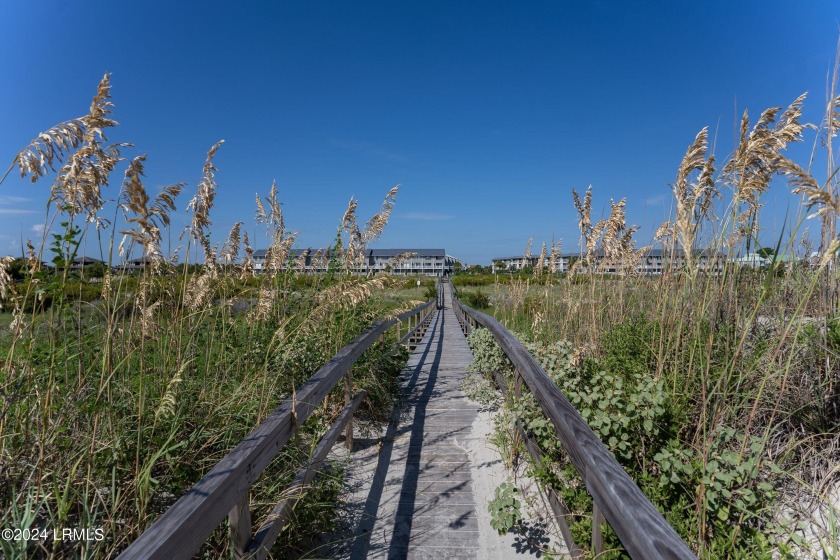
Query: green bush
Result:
<box><xmin>517</xmin><ymin>326</ymin><xmax>787</xmax><ymax>556</ymax></box>
<box><xmin>452</xmin><ymin>274</ymin><xmax>496</xmax><ymax>287</ymax></box>
<box><xmin>461</xmin><ymin>289</ymin><xmax>490</xmax><ymax>309</ymax></box>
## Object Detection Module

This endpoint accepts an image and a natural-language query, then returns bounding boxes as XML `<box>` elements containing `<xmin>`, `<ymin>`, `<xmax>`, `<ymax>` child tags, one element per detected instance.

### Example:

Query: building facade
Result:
<box><xmin>492</xmin><ymin>248</ymin><xmax>726</xmax><ymax>275</ymax></box>
<box><xmin>253</xmin><ymin>248</ymin><xmax>459</xmax><ymax>276</ymax></box>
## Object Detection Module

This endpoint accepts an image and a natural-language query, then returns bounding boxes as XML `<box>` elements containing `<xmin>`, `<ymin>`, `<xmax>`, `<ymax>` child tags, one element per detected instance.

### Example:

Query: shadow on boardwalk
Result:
<box><xmin>313</xmin><ymin>284</ymin><xmax>550</xmax><ymax>560</ymax></box>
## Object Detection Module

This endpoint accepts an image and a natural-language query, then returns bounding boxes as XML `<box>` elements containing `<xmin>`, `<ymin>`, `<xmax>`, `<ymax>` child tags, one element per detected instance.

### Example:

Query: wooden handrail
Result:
<box><xmin>451</xmin><ymin>295</ymin><xmax>696</xmax><ymax>560</ymax></box>
<box><xmin>246</xmin><ymin>390</ymin><xmax>367</xmax><ymax>560</ymax></box>
<box><xmin>118</xmin><ymin>299</ymin><xmax>435</xmax><ymax>560</ymax></box>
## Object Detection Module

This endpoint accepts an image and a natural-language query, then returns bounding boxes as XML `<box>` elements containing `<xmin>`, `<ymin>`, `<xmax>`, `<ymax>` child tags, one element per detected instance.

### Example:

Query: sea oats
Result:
<box><xmin>794</xmin><ymin>181</ymin><xmax>840</xmax><ymax>220</ymax></box>
<box><xmin>0</xmin><ymin>256</ymin><xmax>14</xmax><ymax>310</ymax></box>
<box><xmin>312</xmin><ymin>248</ymin><xmax>326</xmax><ymax>271</ymax></box>
<box><xmin>536</xmin><ymin>242</ymin><xmax>547</xmax><ymax>276</ymax></box>
<box><xmin>102</xmin><ymin>270</ymin><xmax>112</xmax><ymax>300</ymax></box>
<box><xmin>362</xmin><ymin>185</ymin><xmax>399</xmax><ymax>244</ymax></box>
<box><xmin>295</xmin><ymin>248</ymin><xmax>311</xmax><ymax>272</ymax></box>
<box><xmin>819</xmin><ymin>238</ymin><xmax>840</xmax><ymax>268</ymax></box>
<box><xmin>47</xmin><ymin>74</ymin><xmax>125</xmax><ymax>225</ymax></box>
<box><xmin>340</xmin><ymin>198</ymin><xmax>363</xmax><ymax>271</ymax></box>
<box><xmin>13</xmin><ymin>121</ymin><xmax>86</xmax><ymax>184</ymax></box>
<box><xmin>186</xmin><ymin>260</ymin><xmax>219</xmax><ymax>312</ymax></box>
<box><xmin>549</xmin><ymin>239</ymin><xmax>561</xmax><ymax>273</ymax></box>
<box><xmin>670</xmin><ymin>127</ymin><xmax>719</xmax><ymax>271</ymax></box>
<box><xmin>722</xmin><ymin>94</ymin><xmax>813</xmax><ymax>250</ymax></box>
<box><xmin>654</xmin><ymin>222</ymin><xmax>675</xmax><ymax>243</ymax></box>
<box><xmin>240</xmin><ymin>232</ymin><xmax>255</xmax><ymax>280</ymax></box>
<box><xmin>573</xmin><ymin>186</ymin><xmax>595</xmax><ymax>268</ymax></box>
<box><xmin>154</xmin><ymin>363</ymin><xmax>189</xmax><ymax>421</ymax></box>
<box><xmin>9</xmin><ymin>301</ymin><xmax>25</xmax><ymax>339</ymax></box>
<box><xmin>265</xmin><ymin>231</ymin><xmax>298</xmax><ymax>274</ymax></box>
<box><xmin>266</xmin><ymin>180</ymin><xmax>283</xmax><ymax>232</ymax></box>
<box><xmin>523</xmin><ymin>236</ymin><xmax>534</xmax><ymax>260</ymax></box>
<box><xmin>249</xmin><ymin>287</ymin><xmax>276</xmax><ymax>324</ymax></box>
<box><xmin>255</xmin><ymin>193</ymin><xmax>268</xmax><ymax>226</ymax></box>
<box><xmin>186</xmin><ymin>140</ymin><xmax>224</xmax><ymax>262</ymax></box>
<box><xmin>302</xmin><ymin>275</ymin><xmax>392</xmax><ymax>331</ymax></box>
<box><xmin>121</xmin><ymin>156</ymin><xmax>182</xmax><ymax>264</ymax></box>
<box><xmin>25</xmin><ymin>240</ymin><xmax>40</xmax><ymax>275</ymax></box>
<box><xmin>139</xmin><ymin>300</ymin><xmax>161</xmax><ymax>338</ymax></box>
<box><xmin>222</xmin><ymin>222</ymin><xmax>242</xmax><ymax>266</ymax></box>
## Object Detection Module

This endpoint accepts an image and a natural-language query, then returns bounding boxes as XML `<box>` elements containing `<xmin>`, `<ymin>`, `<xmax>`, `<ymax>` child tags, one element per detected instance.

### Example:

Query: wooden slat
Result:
<box><xmin>228</xmin><ymin>494</ymin><xmax>252</xmax><ymax>560</ymax></box>
<box><xmin>247</xmin><ymin>390</ymin><xmax>367</xmax><ymax>560</ymax></box>
<box><xmin>454</xmin><ymin>298</ymin><xmax>697</xmax><ymax>560</ymax></box>
<box><xmin>117</xmin><ymin>298</ymin><xmax>432</xmax><ymax>560</ymax></box>
<box><xmin>398</xmin><ymin>304</ymin><xmax>435</xmax><ymax>346</ymax></box>
<box><xmin>343</xmin><ymin>370</ymin><xmax>353</xmax><ymax>450</ymax></box>
<box><xmin>593</xmin><ymin>502</ymin><xmax>605</xmax><ymax>556</ymax></box>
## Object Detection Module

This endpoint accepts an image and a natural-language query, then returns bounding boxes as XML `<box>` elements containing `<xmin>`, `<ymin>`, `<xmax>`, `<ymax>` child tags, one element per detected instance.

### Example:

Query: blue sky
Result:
<box><xmin>1</xmin><ymin>1</ymin><xmax>839</xmax><ymax>264</ymax></box>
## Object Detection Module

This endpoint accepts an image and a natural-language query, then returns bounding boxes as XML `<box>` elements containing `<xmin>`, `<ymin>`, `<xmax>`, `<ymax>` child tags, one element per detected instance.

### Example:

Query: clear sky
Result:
<box><xmin>1</xmin><ymin>1</ymin><xmax>839</xmax><ymax>264</ymax></box>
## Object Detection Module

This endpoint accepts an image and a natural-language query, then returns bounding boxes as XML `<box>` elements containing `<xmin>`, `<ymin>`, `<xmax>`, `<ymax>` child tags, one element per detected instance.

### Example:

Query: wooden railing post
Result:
<box><xmin>514</xmin><ymin>369</ymin><xmax>522</xmax><ymax>399</ymax></box>
<box><xmin>592</xmin><ymin>502</ymin><xmax>605</xmax><ymax>556</ymax></box>
<box><xmin>344</xmin><ymin>369</ymin><xmax>353</xmax><ymax>450</ymax></box>
<box><xmin>229</xmin><ymin>493</ymin><xmax>252</xmax><ymax>559</ymax></box>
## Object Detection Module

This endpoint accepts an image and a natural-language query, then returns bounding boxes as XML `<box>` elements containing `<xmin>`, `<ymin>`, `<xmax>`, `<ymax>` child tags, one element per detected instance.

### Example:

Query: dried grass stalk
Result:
<box><xmin>362</xmin><ymin>185</ymin><xmax>399</xmax><ymax>244</ymax></box>
<box><xmin>722</xmin><ymin>93</ymin><xmax>813</xmax><ymax>248</ymax></box>
<box><xmin>0</xmin><ymin>256</ymin><xmax>14</xmax><ymax>310</ymax></box>
<box><xmin>222</xmin><ymin>222</ymin><xmax>242</xmax><ymax>266</ymax></box>
<box><xmin>121</xmin><ymin>155</ymin><xmax>183</xmax><ymax>263</ymax></box>
<box><xmin>536</xmin><ymin>242</ymin><xmax>547</xmax><ymax>276</ymax></box>
<box><xmin>186</xmin><ymin>140</ymin><xmax>224</xmax><ymax>262</ymax></box>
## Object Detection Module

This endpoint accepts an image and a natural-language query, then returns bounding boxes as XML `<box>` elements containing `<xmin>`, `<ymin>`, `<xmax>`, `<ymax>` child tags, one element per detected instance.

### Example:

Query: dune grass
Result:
<box><xmin>0</xmin><ymin>74</ymin><xmax>424</xmax><ymax>559</ymax></box>
<box><xmin>463</xmin><ymin>88</ymin><xmax>839</xmax><ymax>558</ymax></box>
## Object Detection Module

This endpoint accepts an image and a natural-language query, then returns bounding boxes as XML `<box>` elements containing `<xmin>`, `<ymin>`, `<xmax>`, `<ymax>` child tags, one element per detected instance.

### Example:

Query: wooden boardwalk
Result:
<box><xmin>116</xmin><ymin>280</ymin><xmax>693</xmax><ymax>559</ymax></box>
<box><xmin>333</xmin><ymin>282</ymin><xmax>524</xmax><ymax>560</ymax></box>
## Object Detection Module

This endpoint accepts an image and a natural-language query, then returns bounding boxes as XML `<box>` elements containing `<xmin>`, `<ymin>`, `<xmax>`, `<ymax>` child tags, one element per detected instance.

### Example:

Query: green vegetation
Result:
<box><xmin>0</xmin><ymin>75</ymin><xmax>424</xmax><ymax>558</ymax></box>
<box><xmin>465</xmin><ymin>86</ymin><xmax>840</xmax><ymax>558</ymax></box>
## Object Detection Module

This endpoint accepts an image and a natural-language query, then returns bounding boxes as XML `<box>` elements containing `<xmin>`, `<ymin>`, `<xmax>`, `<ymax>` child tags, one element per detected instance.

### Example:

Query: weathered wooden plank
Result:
<box><xmin>117</xmin><ymin>299</ymin><xmax>434</xmax><ymax>560</ymax></box>
<box><xmin>343</xmin><ymin>370</ymin><xmax>353</xmax><ymax>450</ymax></box>
<box><xmin>592</xmin><ymin>502</ymin><xmax>605</xmax><ymax>556</ymax></box>
<box><xmin>453</xmin><ymin>299</ymin><xmax>696</xmax><ymax>560</ymax></box>
<box><xmin>247</xmin><ymin>390</ymin><xmax>367</xmax><ymax>560</ymax></box>
<box><xmin>399</xmin><ymin>305</ymin><xmax>435</xmax><ymax>347</ymax></box>
<box><xmin>228</xmin><ymin>494</ymin><xmax>252</xmax><ymax>560</ymax></box>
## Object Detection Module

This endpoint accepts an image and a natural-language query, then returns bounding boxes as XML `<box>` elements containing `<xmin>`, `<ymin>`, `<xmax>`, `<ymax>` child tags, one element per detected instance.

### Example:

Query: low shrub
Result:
<box><xmin>461</xmin><ymin>289</ymin><xmax>490</xmax><ymax>309</ymax></box>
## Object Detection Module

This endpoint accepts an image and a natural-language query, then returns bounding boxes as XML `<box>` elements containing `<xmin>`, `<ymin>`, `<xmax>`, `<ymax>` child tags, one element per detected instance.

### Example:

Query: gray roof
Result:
<box><xmin>71</xmin><ymin>256</ymin><xmax>104</xmax><ymax>264</ymax></box>
<box><xmin>254</xmin><ymin>248</ymin><xmax>444</xmax><ymax>258</ymax></box>
<box><xmin>492</xmin><ymin>255</ymin><xmax>539</xmax><ymax>261</ymax></box>
<box><xmin>369</xmin><ymin>249</ymin><xmax>445</xmax><ymax>257</ymax></box>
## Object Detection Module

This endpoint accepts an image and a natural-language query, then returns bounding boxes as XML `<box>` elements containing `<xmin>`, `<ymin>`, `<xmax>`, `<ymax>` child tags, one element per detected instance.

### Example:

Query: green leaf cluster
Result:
<box><xmin>488</xmin><ymin>481</ymin><xmax>522</xmax><ymax>535</ymax></box>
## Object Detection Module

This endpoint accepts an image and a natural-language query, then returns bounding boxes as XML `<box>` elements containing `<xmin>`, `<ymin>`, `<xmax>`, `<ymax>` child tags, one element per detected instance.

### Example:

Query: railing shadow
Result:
<box><xmin>348</xmin><ymin>310</ymin><xmax>444</xmax><ymax>560</ymax></box>
<box><xmin>385</xmin><ymin>309</ymin><xmax>444</xmax><ymax>560</ymax></box>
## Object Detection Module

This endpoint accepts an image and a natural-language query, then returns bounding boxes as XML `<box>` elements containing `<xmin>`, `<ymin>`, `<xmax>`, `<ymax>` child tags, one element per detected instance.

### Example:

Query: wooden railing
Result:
<box><xmin>451</xmin><ymin>291</ymin><xmax>696</xmax><ymax>560</ymax></box>
<box><xmin>117</xmin><ymin>298</ymin><xmax>438</xmax><ymax>560</ymax></box>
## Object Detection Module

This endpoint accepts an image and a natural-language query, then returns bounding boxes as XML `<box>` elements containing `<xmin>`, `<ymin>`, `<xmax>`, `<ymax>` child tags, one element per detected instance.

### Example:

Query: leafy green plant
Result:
<box><xmin>461</xmin><ymin>289</ymin><xmax>490</xmax><ymax>309</ymax></box>
<box><xmin>489</xmin><ymin>481</ymin><xmax>522</xmax><ymax>535</ymax></box>
<box><xmin>466</xmin><ymin>327</ymin><xmax>513</xmax><ymax>381</ymax></box>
